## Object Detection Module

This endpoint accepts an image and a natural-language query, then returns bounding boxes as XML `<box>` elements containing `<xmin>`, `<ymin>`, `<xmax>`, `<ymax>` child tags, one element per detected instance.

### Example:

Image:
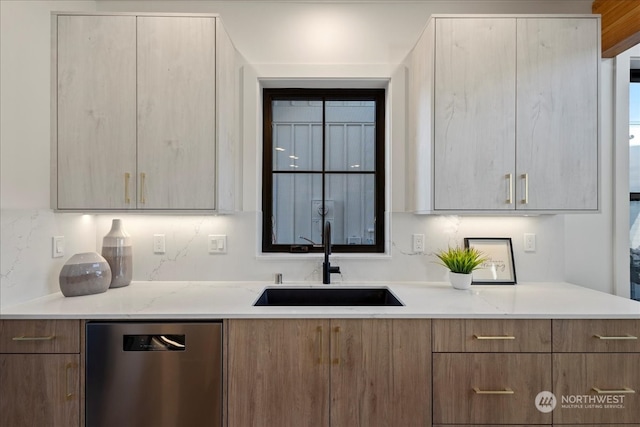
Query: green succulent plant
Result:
<box><xmin>434</xmin><ymin>246</ymin><xmax>487</xmax><ymax>274</ymax></box>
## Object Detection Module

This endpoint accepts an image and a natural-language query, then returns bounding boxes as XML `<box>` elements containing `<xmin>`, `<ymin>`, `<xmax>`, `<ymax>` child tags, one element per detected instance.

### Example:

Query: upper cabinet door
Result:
<box><xmin>137</xmin><ymin>17</ymin><xmax>217</xmax><ymax>210</ymax></box>
<box><xmin>56</xmin><ymin>15</ymin><xmax>137</xmax><ymax>209</ymax></box>
<box><xmin>433</xmin><ymin>18</ymin><xmax>517</xmax><ymax>211</ymax></box>
<box><xmin>516</xmin><ymin>18</ymin><xmax>599</xmax><ymax>211</ymax></box>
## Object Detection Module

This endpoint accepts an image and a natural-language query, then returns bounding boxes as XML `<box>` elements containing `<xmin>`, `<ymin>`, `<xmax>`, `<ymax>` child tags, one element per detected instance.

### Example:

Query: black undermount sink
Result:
<box><xmin>253</xmin><ymin>287</ymin><xmax>404</xmax><ymax>307</ymax></box>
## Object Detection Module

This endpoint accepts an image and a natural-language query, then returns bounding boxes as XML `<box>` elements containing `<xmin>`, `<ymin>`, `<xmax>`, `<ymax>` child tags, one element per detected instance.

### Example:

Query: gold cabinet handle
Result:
<box><xmin>140</xmin><ymin>173</ymin><xmax>146</xmax><ymax>204</ymax></box>
<box><xmin>473</xmin><ymin>387</ymin><xmax>514</xmax><ymax>395</ymax></box>
<box><xmin>65</xmin><ymin>362</ymin><xmax>74</xmax><ymax>399</ymax></box>
<box><xmin>521</xmin><ymin>173</ymin><xmax>529</xmax><ymax>204</ymax></box>
<box><xmin>316</xmin><ymin>326</ymin><xmax>323</xmax><ymax>365</ymax></box>
<box><xmin>124</xmin><ymin>172</ymin><xmax>131</xmax><ymax>204</ymax></box>
<box><xmin>506</xmin><ymin>173</ymin><xmax>513</xmax><ymax>204</ymax></box>
<box><xmin>332</xmin><ymin>326</ymin><xmax>341</xmax><ymax>365</ymax></box>
<box><xmin>473</xmin><ymin>335</ymin><xmax>516</xmax><ymax>340</ymax></box>
<box><xmin>594</xmin><ymin>334</ymin><xmax>638</xmax><ymax>340</ymax></box>
<box><xmin>592</xmin><ymin>387</ymin><xmax>636</xmax><ymax>394</ymax></box>
<box><xmin>12</xmin><ymin>335</ymin><xmax>55</xmax><ymax>341</ymax></box>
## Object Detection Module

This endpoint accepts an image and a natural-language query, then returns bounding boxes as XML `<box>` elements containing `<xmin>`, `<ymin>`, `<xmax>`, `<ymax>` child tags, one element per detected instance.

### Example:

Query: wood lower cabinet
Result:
<box><xmin>0</xmin><ymin>320</ymin><xmax>82</xmax><ymax>427</ymax></box>
<box><xmin>227</xmin><ymin>319</ymin><xmax>431</xmax><ymax>427</ymax></box>
<box><xmin>433</xmin><ymin>353</ymin><xmax>552</xmax><ymax>425</ymax></box>
<box><xmin>432</xmin><ymin>319</ymin><xmax>552</xmax><ymax>425</ymax></box>
<box><xmin>0</xmin><ymin>354</ymin><xmax>80</xmax><ymax>426</ymax></box>
<box><xmin>552</xmin><ymin>319</ymin><xmax>640</xmax><ymax>425</ymax></box>
<box><xmin>553</xmin><ymin>353</ymin><xmax>640</xmax><ymax>424</ymax></box>
<box><xmin>227</xmin><ymin>319</ymin><xmax>330</xmax><ymax>427</ymax></box>
<box><xmin>0</xmin><ymin>317</ymin><xmax>634</xmax><ymax>427</ymax></box>
<box><xmin>330</xmin><ymin>319</ymin><xmax>431</xmax><ymax>426</ymax></box>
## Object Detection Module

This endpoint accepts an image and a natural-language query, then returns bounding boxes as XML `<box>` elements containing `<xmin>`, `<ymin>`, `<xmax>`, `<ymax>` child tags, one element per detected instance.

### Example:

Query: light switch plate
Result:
<box><xmin>524</xmin><ymin>233</ymin><xmax>536</xmax><ymax>252</ymax></box>
<box><xmin>208</xmin><ymin>235</ymin><xmax>227</xmax><ymax>254</ymax></box>
<box><xmin>412</xmin><ymin>234</ymin><xmax>425</xmax><ymax>253</ymax></box>
<box><xmin>153</xmin><ymin>234</ymin><xmax>166</xmax><ymax>254</ymax></box>
<box><xmin>52</xmin><ymin>236</ymin><xmax>64</xmax><ymax>258</ymax></box>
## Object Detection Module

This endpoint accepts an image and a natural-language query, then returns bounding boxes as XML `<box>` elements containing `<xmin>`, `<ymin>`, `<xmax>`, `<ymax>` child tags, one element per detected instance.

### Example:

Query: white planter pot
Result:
<box><xmin>449</xmin><ymin>271</ymin><xmax>472</xmax><ymax>290</ymax></box>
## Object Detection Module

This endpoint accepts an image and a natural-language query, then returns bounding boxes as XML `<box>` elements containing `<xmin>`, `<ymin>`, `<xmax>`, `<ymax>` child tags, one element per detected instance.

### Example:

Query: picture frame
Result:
<box><xmin>464</xmin><ymin>237</ymin><xmax>517</xmax><ymax>285</ymax></box>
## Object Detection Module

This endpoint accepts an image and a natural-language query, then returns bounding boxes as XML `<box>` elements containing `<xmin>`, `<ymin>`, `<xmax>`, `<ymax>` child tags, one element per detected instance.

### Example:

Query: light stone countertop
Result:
<box><xmin>1</xmin><ymin>281</ymin><xmax>639</xmax><ymax>319</ymax></box>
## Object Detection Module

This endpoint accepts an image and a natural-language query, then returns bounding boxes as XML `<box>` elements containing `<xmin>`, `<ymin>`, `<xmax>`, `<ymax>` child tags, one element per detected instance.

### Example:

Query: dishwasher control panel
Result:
<box><xmin>123</xmin><ymin>334</ymin><xmax>185</xmax><ymax>351</ymax></box>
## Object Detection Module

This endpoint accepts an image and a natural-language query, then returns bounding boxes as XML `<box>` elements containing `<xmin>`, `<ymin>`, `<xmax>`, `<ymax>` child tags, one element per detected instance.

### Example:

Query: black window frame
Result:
<box><xmin>632</xmin><ymin>69</ymin><xmax>640</xmax><ymax>202</ymax></box>
<box><xmin>262</xmin><ymin>88</ymin><xmax>386</xmax><ymax>254</ymax></box>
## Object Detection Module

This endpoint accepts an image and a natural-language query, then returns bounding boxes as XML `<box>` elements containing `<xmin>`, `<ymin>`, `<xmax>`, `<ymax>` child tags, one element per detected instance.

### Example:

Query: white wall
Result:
<box><xmin>2</xmin><ymin>0</ymin><xmax>602</xmax><ymax>308</ymax></box>
<box><xmin>565</xmin><ymin>45</ymin><xmax>640</xmax><ymax>297</ymax></box>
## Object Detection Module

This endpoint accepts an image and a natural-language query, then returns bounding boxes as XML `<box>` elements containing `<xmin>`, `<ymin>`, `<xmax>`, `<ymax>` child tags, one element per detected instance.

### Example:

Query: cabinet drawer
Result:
<box><xmin>0</xmin><ymin>320</ymin><xmax>80</xmax><ymax>353</ymax></box>
<box><xmin>432</xmin><ymin>319</ymin><xmax>551</xmax><ymax>352</ymax></box>
<box><xmin>433</xmin><ymin>353</ymin><xmax>552</xmax><ymax>424</ymax></box>
<box><xmin>553</xmin><ymin>319</ymin><xmax>640</xmax><ymax>352</ymax></box>
<box><xmin>553</xmin><ymin>353</ymin><xmax>640</xmax><ymax>424</ymax></box>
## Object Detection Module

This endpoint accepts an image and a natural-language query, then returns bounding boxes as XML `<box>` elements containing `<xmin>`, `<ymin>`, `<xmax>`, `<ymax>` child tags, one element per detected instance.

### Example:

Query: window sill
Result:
<box><xmin>256</xmin><ymin>252</ymin><xmax>392</xmax><ymax>261</ymax></box>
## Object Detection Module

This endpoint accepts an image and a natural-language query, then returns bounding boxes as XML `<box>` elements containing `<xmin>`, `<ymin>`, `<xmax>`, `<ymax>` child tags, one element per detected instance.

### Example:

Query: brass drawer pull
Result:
<box><xmin>65</xmin><ymin>363</ymin><xmax>75</xmax><ymax>399</ymax></box>
<box><xmin>140</xmin><ymin>173</ymin><xmax>146</xmax><ymax>204</ymax></box>
<box><xmin>473</xmin><ymin>387</ymin><xmax>514</xmax><ymax>395</ymax></box>
<box><xmin>12</xmin><ymin>335</ymin><xmax>55</xmax><ymax>341</ymax></box>
<box><xmin>521</xmin><ymin>173</ymin><xmax>529</xmax><ymax>204</ymax></box>
<box><xmin>473</xmin><ymin>335</ymin><xmax>516</xmax><ymax>340</ymax></box>
<box><xmin>594</xmin><ymin>334</ymin><xmax>638</xmax><ymax>340</ymax></box>
<box><xmin>124</xmin><ymin>172</ymin><xmax>131</xmax><ymax>204</ymax></box>
<box><xmin>592</xmin><ymin>387</ymin><xmax>636</xmax><ymax>394</ymax></box>
<box><xmin>316</xmin><ymin>326</ymin><xmax>323</xmax><ymax>365</ymax></box>
<box><xmin>332</xmin><ymin>326</ymin><xmax>341</xmax><ymax>365</ymax></box>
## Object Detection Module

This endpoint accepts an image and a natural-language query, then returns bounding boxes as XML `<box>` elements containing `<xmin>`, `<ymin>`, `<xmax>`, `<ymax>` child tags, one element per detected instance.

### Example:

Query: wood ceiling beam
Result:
<box><xmin>593</xmin><ymin>0</ymin><xmax>640</xmax><ymax>58</ymax></box>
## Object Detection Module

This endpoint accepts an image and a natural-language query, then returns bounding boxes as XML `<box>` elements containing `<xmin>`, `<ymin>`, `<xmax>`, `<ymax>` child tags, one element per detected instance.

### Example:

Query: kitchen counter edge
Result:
<box><xmin>1</xmin><ymin>281</ymin><xmax>639</xmax><ymax>320</ymax></box>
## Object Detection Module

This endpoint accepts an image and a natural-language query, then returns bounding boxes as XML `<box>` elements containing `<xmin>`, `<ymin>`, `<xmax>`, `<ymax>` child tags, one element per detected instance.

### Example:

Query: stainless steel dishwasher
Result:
<box><xmin>86</xmin><ymin>321</ymin><xmax>222</xmax><ymax>427</ymax></box>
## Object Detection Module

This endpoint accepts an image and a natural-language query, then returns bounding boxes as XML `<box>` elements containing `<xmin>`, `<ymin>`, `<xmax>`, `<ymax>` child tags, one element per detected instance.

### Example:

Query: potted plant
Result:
<box><xmin>435</xmin><ymin>246</ymin><xmax>486</xmax><ymax>290</ymax></box>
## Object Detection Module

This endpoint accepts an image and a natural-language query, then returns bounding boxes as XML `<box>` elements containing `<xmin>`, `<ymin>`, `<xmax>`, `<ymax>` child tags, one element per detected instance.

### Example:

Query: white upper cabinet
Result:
<box><xmin>137</xmin><ymin>17</ymin><xmax>217</xmax><ymax>210</ymax></box>
<box><xmin>516</xmin><ymin>18</ymin><xmax>599</xmax><ymax>211</ymax></box>
<box><xmin>55</xmin><ymin>15</ymin><xmax>137</xmax><ymax>210</ymax></box>
<box><xmin>408</xmin><ymin>15</ymin><xmax>600</xmax><ymax>214</ymax></box>
<box><xmin>433</xmin><ymin>18</ymin><xmax>517</xmax><ymax>211</ymax></box>
<box><xmin>52</xmin><ymin>13</ymin><xmax>237</xmax><ymax>212</ymax></box>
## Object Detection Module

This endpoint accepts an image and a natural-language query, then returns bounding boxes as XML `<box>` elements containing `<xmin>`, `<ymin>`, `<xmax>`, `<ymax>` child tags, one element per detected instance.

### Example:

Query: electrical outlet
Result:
<box><xmin>208</xmin><ymin>235</ymin><xmax>227</xmax><ymax>254</ymax></box>
<box><xmin>153</xmin><ymin>234</ymin><xmax>166</xmax><ymax>254</ymax></box>
<box><xmin>52</xmin><ymin>236</ymin><xmax>65</xmax><ymax>258</ymax></box>
<box><xmin>412</xmin><ymin>234</ymin><xmax>425</xmax><ymax>253</ymax></box>
<box><xmin>524</xmin><ymin>233</ymin><xmax>536</xmax><ymax>252</ymax></box>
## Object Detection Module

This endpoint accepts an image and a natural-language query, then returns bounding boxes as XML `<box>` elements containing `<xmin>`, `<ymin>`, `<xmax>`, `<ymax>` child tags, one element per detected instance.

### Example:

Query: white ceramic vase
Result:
<box><xmin>449</xmin><ymin>271</ymin><xmax>472</xmax><ymax>290</ymax></box>
<box><xmin>101</xmin><ymin>219</ymin><xmax>133</xmax><ymax>288</ymax></box>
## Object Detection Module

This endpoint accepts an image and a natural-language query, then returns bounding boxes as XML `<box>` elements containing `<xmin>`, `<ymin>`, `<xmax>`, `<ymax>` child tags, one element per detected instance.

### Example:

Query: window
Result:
<box><xmin>262</xmin><ymin>88</ymin><xmax>385</xmax><ymax>253</ymax></box>
<box><xmin>630</xmin><ymin>69</ymin><xmax>640</xmax><ymax>301</ymax></box>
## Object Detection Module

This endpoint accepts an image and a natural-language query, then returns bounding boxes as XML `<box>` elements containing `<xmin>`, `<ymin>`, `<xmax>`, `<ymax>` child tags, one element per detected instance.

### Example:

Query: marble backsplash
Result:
<box><xmin>1</xmin><ymin>209</ymin><xmax>565</xmax><ymax>309</ymax></box>
<box><xmin>1</xmin><ymin>210</ymin><xmax>96</xmax><ymax>307</ymax></box>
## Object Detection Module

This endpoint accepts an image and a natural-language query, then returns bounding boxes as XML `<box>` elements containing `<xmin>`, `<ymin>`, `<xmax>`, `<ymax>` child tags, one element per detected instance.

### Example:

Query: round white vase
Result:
<box><xmin>449</xmin><ymin>271</ymin><xmax>473</xmax><ymax>290</ymax></box>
